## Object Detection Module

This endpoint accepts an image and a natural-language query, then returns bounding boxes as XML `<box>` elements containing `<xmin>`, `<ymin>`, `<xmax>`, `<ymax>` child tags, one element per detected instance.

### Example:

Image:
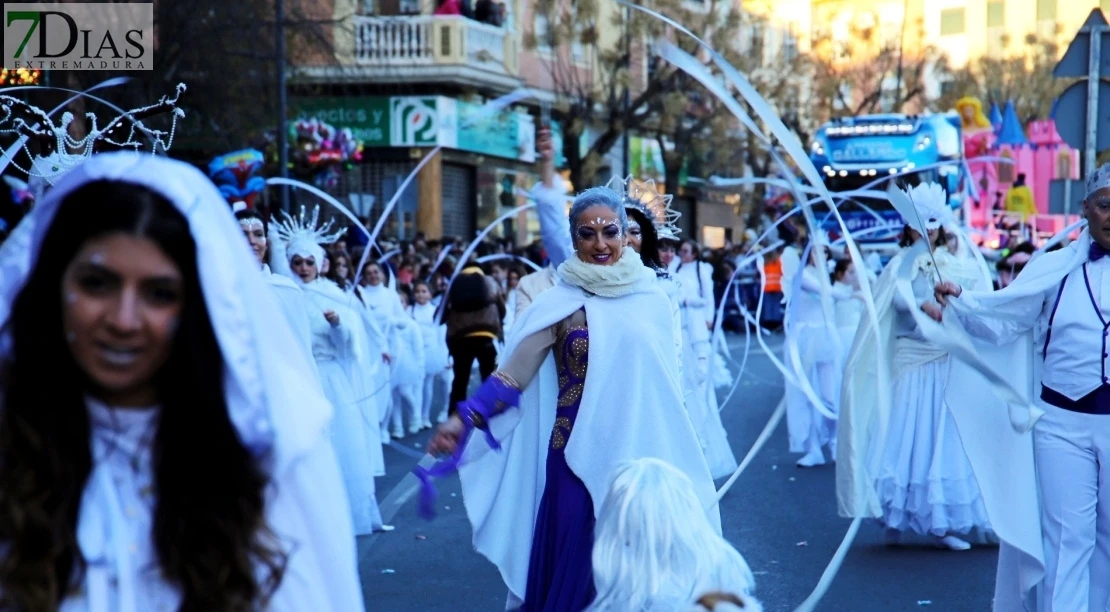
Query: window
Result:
<box><xmin>783</xmin><ymin>22</ymin><xmax>798</xmax><ymax>62</ymax></box>
<box><xmin>1036</xmin><ymin>0</ymin><xmax>1055</xmax><ymax>22</ymax></box>
<box><xmin>940</xmin><ymin>8</ymin><xmax>965</xmax><ymax>36</ymax></box>
<box><xmin>987</xmin><ymin>1</ymin><xmax>1004</xmax><ymax>28</ymax></box>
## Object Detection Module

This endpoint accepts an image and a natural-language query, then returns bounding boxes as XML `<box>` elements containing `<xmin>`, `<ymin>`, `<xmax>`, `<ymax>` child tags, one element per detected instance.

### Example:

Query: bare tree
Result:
<box><xmin>933</xmin><ymin>34</ymin><xmax>1064</xmax><ymax>123</ymax></box>
<box><xmin>526</xmin><ymin>0</ymin><xmax>748</xmax><ymax>190</ymax></box>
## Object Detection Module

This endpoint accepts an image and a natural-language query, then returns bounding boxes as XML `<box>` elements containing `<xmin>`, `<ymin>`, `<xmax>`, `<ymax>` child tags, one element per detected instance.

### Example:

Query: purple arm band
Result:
<box><xmin>413</xmin><ymin>373</ymin><xmax>522</xmax><ymax>520</ymax></box>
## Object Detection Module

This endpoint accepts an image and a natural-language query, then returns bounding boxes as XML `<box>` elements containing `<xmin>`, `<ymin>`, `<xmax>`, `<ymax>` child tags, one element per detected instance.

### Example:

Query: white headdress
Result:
<box><xmin>1086</xmin><ymin>162</ymin><xmax>1110</xmax><ymax>198</ymax></box>
<box><xmin>605</xmin><ymin>175</ymin><xmax>682</xmax><ymax>241</ymax></box>
<box><xmin>888</xmin><ymin>182</ymin><xmax>952</xmax><ymax>232</ymax></box>
<box><xmin>0</xmin><ymin>152</ymin><xmax>331</xmax><ymax>468</ymax></box>
<box><xmin>0</xmin><ymin>83</ymin><xmax>186</xmax><ymax>187</ymax></box>
<box><xmin>269</xmin><ymin>205</ymin><xmax>345</xmax><ymax>281</ymax></box>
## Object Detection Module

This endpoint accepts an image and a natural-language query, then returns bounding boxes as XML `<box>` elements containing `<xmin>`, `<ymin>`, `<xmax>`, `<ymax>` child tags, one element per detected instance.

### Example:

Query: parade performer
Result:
<box><xmin>235</xmin><ymin>209</ymin><xmax>316</xmax><ymax>369</ymax></box>
<box><xmin>359</xmin><ymin>260</ymin><xmax>407</xmax><ymax>438</ymax></box>
<box><xmin>586</xmin><ymin>458</ymin><xmax>761</xmax><ymax>611</ymax></box>
<box><xmin>674</xmin><ymin>239</ymin><xmax>738</xmax><ymax>479</ymax></box>
<box><xmin>786</xmin><ymin>241</ymin><xmax>852</xmax><ymax>468</ymax></box>
<box><xmin>930</xmin><ymin>165</ymin><xmax>1110</xmax><ymax>610</ymax></box>
<box><xmin>271</xmin><ymin>205</ymin><xmax>388</xmax><ymax>535</ymax></box>
<box><xmin>421</xmin><ymin>186</ymin><xmax>718</xmax><ymax>611</ymax></box>
<box><xmin>411</xmin><ymin>280</ymin><xmax>454</xmax><ymax>427</ymax></box>
<box><xmin>838</xmin><ymin>182</ymin><xmax>992</xmax><ymax>551</ymax></box>
<box><xmin>326</xmin><ymin>250</ymin><xmax>389</xmax><ymax>478</ymax></box>
<box><xmin>0</xmin><ymin>152</ymin><xmax>363</xmax><ymax>610</ymax></box>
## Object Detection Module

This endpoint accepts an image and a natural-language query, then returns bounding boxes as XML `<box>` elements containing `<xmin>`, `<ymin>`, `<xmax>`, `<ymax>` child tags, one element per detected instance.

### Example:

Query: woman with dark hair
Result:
<box><xmin>840</xmin><ymin>183</ymin><xmax>991</xmax><ymax>552</ymax></box>
<box><xmin>0</xmin><ymin>153</ymin><xmax>362</xmax><ymax>609</ymax></box>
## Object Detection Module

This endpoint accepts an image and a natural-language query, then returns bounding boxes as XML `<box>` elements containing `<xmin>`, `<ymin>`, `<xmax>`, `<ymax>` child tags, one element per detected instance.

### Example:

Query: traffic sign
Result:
<box><xmin>1053</xmin><ymin>9</ymin><xmax>1110</xmax><ymax>177</ymax></box>
<box><xmin>1054</xmin><ymin>79</ymin><xmax>1110</xmax><ymax>151</ymax></box>
<box><xmin>1055</xmin><ymin>10</ymin><xmax>1110</xmax><ymax>77</ymax></box>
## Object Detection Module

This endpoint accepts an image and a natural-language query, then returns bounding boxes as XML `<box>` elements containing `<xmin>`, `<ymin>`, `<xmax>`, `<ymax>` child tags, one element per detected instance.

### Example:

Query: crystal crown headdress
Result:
<box><xmin>0</xmin><ymin>82</ymin><xmax>186</xmax><ymax>185</ymax></box>
<box><xmin>271</xmin><ymin>204</ymin><xmax>347</xmax><ymax>252</ymax></box>
<box><xmin>604</xmin><ymin>175</ymin><xmax>682</xmax><ymax>240</ymax></box>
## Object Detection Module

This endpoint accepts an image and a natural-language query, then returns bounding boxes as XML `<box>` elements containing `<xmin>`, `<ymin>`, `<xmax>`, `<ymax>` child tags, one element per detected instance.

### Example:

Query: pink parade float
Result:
<box><xmin>957</xmin><ymin>95</ymin><xmax>1080</xmax><ymax>247</ymax></box>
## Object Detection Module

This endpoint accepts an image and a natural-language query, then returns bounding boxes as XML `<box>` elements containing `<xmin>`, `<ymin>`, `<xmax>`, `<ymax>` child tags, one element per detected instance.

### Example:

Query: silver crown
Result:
<box><xmin>604</xmin><ymin>175</ymin><xmax>682</xmax><ymax>240</ymax></box>
<box><xmin>271</xmin><ymin>204</ymin><xmax>346</xmax><ymax>249</ymax></box>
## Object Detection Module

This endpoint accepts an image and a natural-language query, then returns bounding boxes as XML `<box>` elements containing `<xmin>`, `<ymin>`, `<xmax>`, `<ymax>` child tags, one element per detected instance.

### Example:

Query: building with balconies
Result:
<box><xmin>288</xmin><ymin>0</ymin><xmax>571</xmax><ymax>243</ymax></box>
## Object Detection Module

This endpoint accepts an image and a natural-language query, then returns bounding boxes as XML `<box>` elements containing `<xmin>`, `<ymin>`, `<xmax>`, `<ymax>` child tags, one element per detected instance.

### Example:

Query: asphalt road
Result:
<box><xmin>357</xmin><ymin>332</ymin><xmax>997</xmax><ymax>611</ymax></box>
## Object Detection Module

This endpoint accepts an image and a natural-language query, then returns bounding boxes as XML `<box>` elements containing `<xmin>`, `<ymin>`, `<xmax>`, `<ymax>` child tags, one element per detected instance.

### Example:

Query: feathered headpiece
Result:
<box><xmin>604</xmin><ymin>175</ymin><xmax>682</xmax><ymax>240</ymax></box>
<box><xmin>0</xmin><ymin>83</ymin><xmax>186</xmax><ymax>187</ymax></box>
<box><xmin>887</xmin><ymin>181</ymin><xmax>952</xmax><ymax>233</ymax></box>
<box><xmin>269</xmin><ymin>205</ymin><xmax>346</xmax><ymax>281</ymax></box>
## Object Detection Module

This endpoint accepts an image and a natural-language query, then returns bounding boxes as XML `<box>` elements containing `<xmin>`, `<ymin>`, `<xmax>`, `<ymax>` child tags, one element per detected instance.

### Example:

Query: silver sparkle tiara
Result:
<box><xmin>604</xmin><ymin>175</ymin><xmax>682</xmax><ymax>240</ymax></box>
<box><xmin>271</xmin><ymin>204</ymin><xmax>346</xmax><ymax>250</ymax></box>
<box><xmin>0</xmin><ymin>83</ymin><xmax>186</xmax><ymax>185</ymax></box>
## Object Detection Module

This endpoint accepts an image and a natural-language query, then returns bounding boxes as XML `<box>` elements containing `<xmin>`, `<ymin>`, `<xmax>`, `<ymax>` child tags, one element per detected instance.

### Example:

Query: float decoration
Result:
<box><xmin>288</xmin><ymin>118</ymin><xmax>364</xmax><ymax>190</ymax></box>
<box><xmin>208</xmin><ymin>148</ymin><xmax>266</xmax><ymax>212</ymax></box>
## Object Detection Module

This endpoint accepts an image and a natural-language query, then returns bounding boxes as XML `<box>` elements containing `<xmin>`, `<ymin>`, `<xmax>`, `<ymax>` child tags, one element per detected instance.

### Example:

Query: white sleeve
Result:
<box><xmin>954</xmin><ymin>289</ymin><xmax>1047</xmax><ymax>347</ymax></box>
<box><xmin>266</xmin><ymin>439</ymin><xmax>366</xmax><ymax>611</ymax></box>
<box><xmin>699</xmin><ymin>263</ymin><xmax>715</xmax><ymax>325</ymax></box>
<box><xmin>532</xmin><ymin>182</ymin><xmax>573</xmax><ymax>267</ymax></box>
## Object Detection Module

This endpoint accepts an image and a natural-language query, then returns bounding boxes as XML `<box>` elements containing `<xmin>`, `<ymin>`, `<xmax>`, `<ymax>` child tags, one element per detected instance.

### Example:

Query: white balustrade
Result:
<box><xmin>353</xmin><ymin>15</ymin><xmax>513</xmax><ymax>75</ymax></box>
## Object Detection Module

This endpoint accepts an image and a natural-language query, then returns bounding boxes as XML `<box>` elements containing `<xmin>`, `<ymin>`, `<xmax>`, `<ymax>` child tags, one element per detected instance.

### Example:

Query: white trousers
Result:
<box><xmin>1035</xmin><ymin>404</ymin><xmax>1110</xmax><ymax>611</ymax></box>
<box><xmin>388</xmin><ymin>385</ymin><xmax>422</xmax><ymax>435</ymax></box>
<box><xmin>422</xmin><ymin>370</ymin><xmax>453</xmax><ymax>424</ymax></box>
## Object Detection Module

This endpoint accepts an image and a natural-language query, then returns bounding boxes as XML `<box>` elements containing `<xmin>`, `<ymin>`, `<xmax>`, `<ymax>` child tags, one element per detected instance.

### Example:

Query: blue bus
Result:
<box><xmin>808</xmin><ymin>113</ymin><xmax>966</xmax><ymax>250</ymax></box>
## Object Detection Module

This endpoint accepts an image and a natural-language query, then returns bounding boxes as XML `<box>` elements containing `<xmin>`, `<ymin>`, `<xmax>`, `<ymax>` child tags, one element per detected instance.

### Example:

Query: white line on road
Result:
<box><xmin>357</xmin><ymin>449</ymin><xmax>436</xmax><ymax>563</ymax></box>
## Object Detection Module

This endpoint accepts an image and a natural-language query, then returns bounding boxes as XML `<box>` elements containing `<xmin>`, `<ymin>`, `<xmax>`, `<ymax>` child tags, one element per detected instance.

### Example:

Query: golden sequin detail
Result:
<box><xmin>551</xmin><ymin>417</ymin><xmax>572</xmax><ymax>450</ymax></box>
<box><xmin>556</xmin><ymin>325</ymin><xmax>588</xmax><ymax>408</ymax></box>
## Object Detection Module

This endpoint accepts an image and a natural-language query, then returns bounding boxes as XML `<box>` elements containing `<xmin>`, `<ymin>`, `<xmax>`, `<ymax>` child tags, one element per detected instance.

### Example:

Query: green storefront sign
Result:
<box><xmin>292</xmin><ymin>95</ymin><xmax>577</xmax><ymax>167</ymax></box>
<box><xmin>293</xmin><ymin>97</ymin><xmax>390</xmax><ymax>147</ymax></box>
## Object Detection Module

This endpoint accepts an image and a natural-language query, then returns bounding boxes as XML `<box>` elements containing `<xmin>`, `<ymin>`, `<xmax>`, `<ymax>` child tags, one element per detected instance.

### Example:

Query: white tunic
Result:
<box><xmin>67</xmin><ymin>399</ymin><xmax>365</xmax><ymax>612</ymax></box>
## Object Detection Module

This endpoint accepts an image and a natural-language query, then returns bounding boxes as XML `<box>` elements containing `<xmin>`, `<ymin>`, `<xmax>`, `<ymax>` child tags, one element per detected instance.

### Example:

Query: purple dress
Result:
<box><xmin>521</xmin><ymin>322</ymin><xmax>596</xmax><ymax>611</ymax></box>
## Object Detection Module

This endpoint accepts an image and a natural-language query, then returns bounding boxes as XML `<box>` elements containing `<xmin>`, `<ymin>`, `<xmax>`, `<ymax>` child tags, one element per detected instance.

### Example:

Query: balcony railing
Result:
<box><xmin>353</xmin><ymin>15</ymin><xmax>518</xmax><ymax>78</ymax></box>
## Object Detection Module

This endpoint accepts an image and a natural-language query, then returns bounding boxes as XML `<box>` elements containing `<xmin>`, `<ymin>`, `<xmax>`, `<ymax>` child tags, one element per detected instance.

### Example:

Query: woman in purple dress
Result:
<box><xmin>423</xmin><ymin>187</ymin><xmax>719</xmax><ymax>611</ymax></box>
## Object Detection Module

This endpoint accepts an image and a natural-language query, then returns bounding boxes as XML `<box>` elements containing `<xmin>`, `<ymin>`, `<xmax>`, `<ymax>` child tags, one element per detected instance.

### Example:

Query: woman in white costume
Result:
<box><xmin>674</xmin><ymin>239</ymin><xmax>738</xmax><ymax>479</ymax></box>
<box><xmin>325</xmin><ymin>249</ymin><xmax>389</xmax><ymax>477</ymax></box>
<box><xmin>0</xmin><ymin>153</ymin><xmax>363</xmax><ymax>610</ymax></box>
<box><xmin>419</xmin><ymin>186</ymin><xmax>718</xmax><ymax>611</ymax></box>
<box><xmin>586</xmin><ymin>458</ymin><xmax>761</xmax><ymax>612</ymax></box>
<box><xmin>389</xmin><ymin>295</ymin><xmax>426</xmax><ymax>435</ymax></box>
<box><xmin>838</xmin><ymin>182</ymin><xmax>991</xmax><ymax>551</ymax></box>
<box><xmin>271</xmin><ymin>206</ymin><xmax>388</xmax><ymax>536</ymax></box>
<box><xmin>359</xmin><ymin>260</ymin><xmax>407</xmax><ymax>438</ymax></box>
<box><xmin>411</xmin><ymin>280</ymin><xmax>453</xmax><ymax>427</ymax></box>
<box><xmin>831</xmin><ymin>258</ymin><xmax>863</xmax><ymax>361</ymax></box>
<box><xmin>786</xmin><ymin>243</ymin><xmax>853</xmax><ymax>468</ymax></box>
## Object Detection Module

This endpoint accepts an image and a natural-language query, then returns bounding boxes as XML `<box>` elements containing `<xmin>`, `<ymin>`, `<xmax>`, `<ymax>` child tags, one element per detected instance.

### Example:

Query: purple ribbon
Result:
<box><xmin>413</xmin><ymin>375</ymin><xmax>521</xmax><ymax>520</ymax></box>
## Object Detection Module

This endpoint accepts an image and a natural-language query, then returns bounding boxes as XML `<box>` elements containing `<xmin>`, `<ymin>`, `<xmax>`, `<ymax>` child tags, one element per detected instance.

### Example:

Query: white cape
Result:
<box><xmin>458</xmin><ymin>278</ymin><xmax>719</xmax><ymax>604</ymax></box>
<box><xmin>948</xmin><ymin>230</ymin><xmax>1092</xmax><ymax>611</ymax></box>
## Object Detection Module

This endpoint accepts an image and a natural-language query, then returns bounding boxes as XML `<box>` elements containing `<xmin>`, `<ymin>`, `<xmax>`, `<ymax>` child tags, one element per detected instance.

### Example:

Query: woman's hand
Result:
<box><xmin>921</xmin><ymin>301</ymin><xmax>944</xmax><ymax>322</ymax></box>
<box><xmin>934</xmin><ymin>281</ymin><xmax>962</xmax><ymax>306</ymax></box>
<box><xmin>428</xmin><ymin>415</ymin><xmax>466</xmax><ymax>456</ymax></box>
<box><xmin>537</xmin><ymin>128</ymin><xmax>555</xmax><ymax>187</ymax></box>
<box><xmin>324</xmin><ymin>310</ymin><xmax>340</xmax><ymax>325</ymax></box>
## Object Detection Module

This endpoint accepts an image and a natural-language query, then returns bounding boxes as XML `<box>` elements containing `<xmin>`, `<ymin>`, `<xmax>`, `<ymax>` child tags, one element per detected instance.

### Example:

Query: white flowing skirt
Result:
<box><xmin>871</xmin><ymin>356</ymin><xmax>991</xmax><ymax>536</ymax></box>
<box><xmin>785</xmin><ymin>322</ymin><xmax>840</xmax><ymax>454</ymax></box>
<box><xmin>319</xmin><ymin>359</ymin><xmax>383</xmax><ymax>536</ymax></box>
<box><xmin>683</xmin><ymin>336</ymin><xmax>738</xmax><ymax>480</ymax></box>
